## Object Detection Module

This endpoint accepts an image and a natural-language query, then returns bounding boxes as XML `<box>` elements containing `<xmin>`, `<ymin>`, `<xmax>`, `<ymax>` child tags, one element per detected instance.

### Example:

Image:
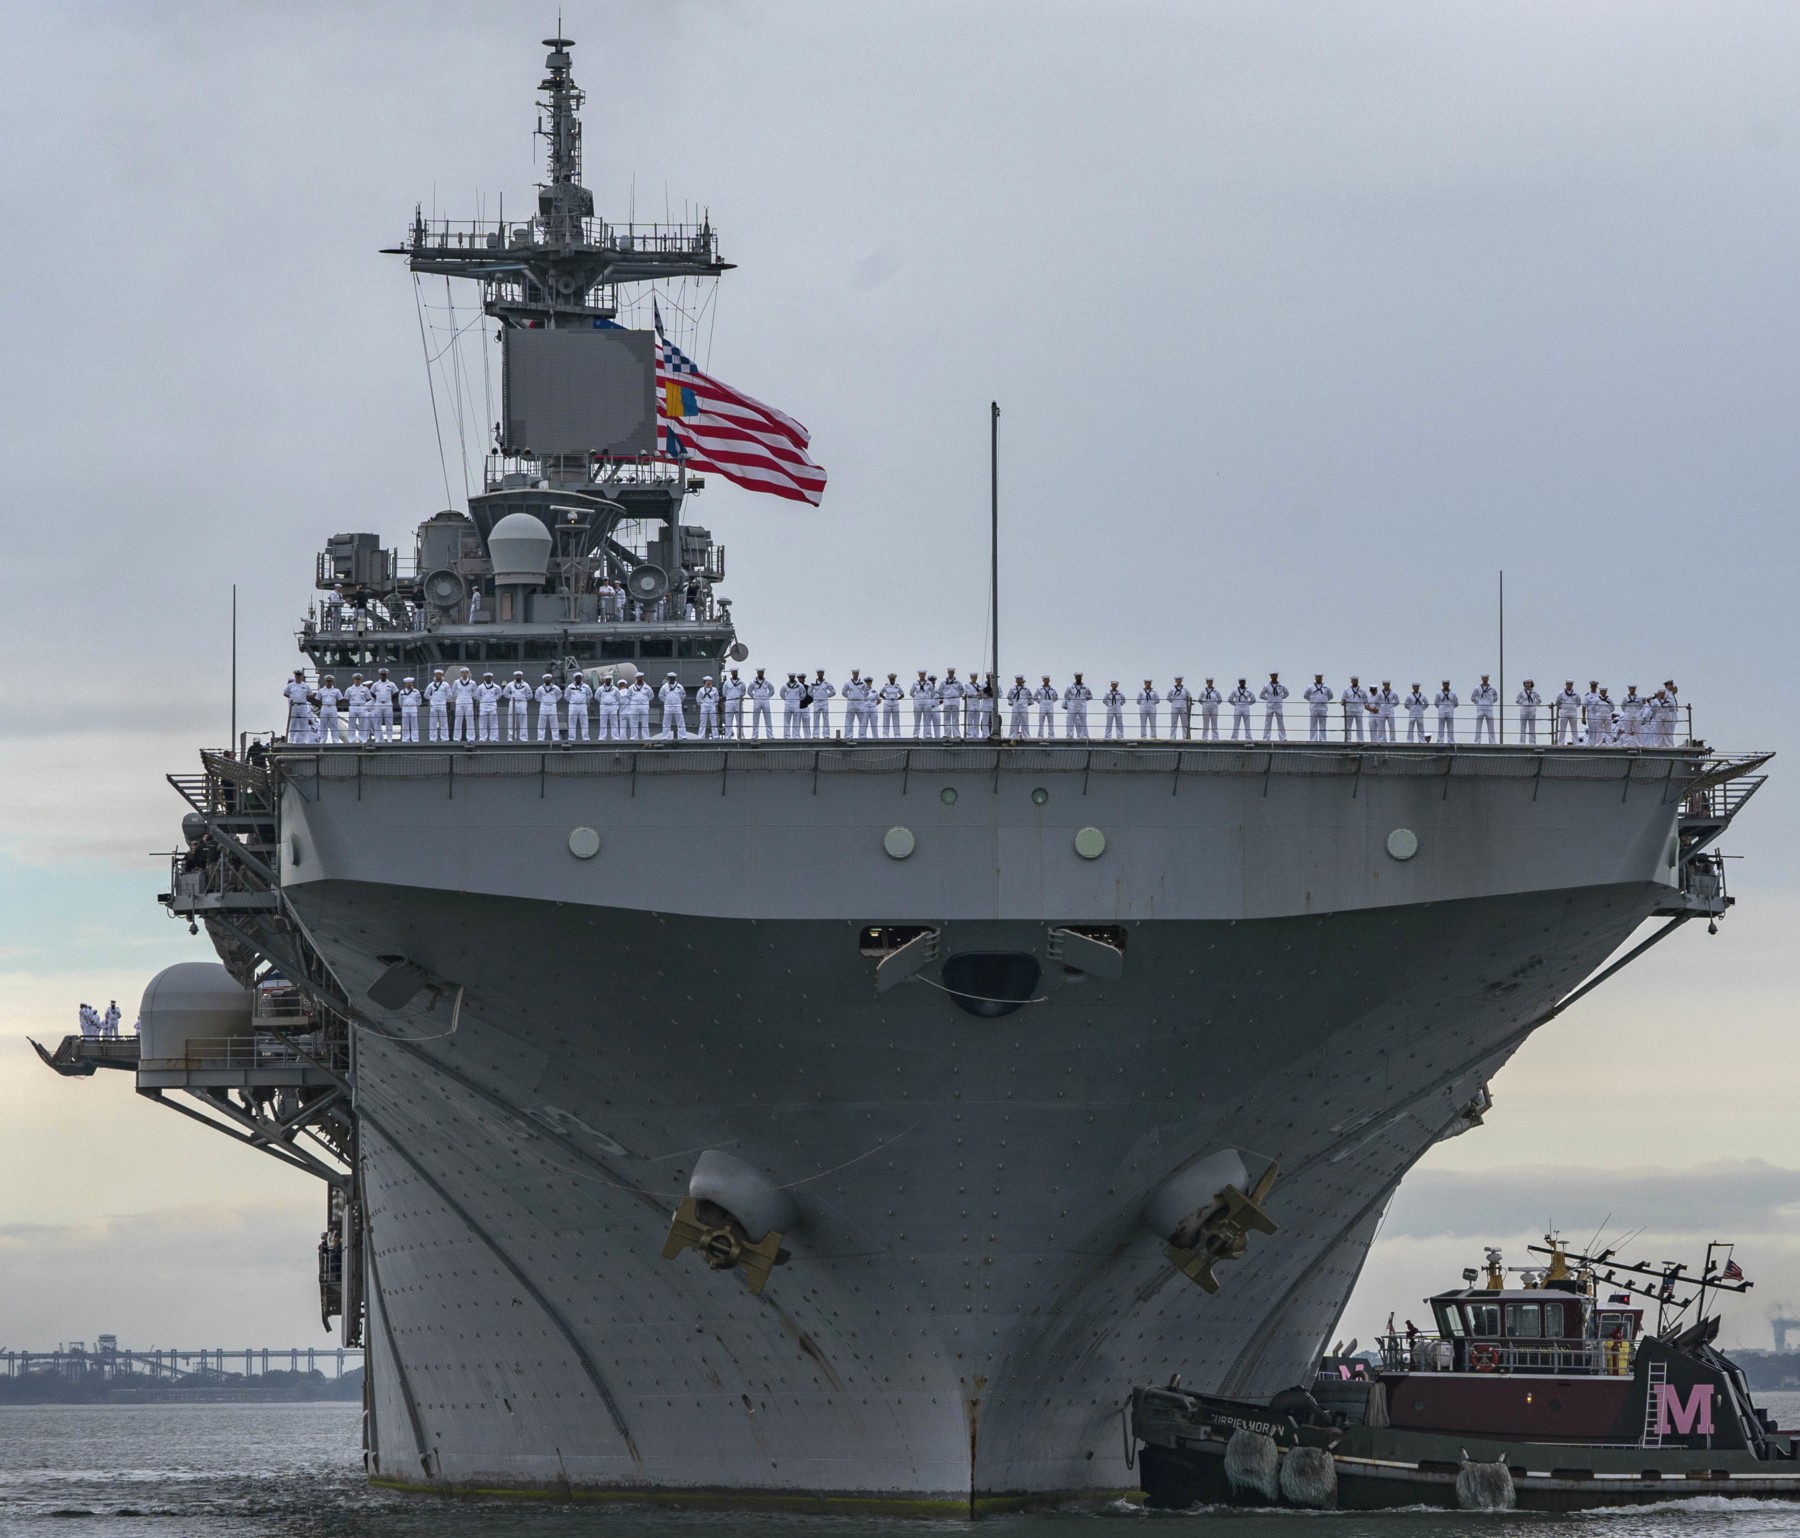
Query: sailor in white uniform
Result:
<box><xmin>1102</xmin><ymin>682</ymin><xmax>1126</xmax><ymax>740</ymax></box>
<box><xmin>1433</xmin><ymin>681</ymin><xmax>1459</xmax><ymax>743</ymax></box>
<box><xmin>780</xmin><ymin>674</ymin><xmax>804</xmax><ymax>738</ymax></box>
<box><xmin>1259</xmin><ymin>673</ymin><xmax>1289</xmax><ymax>741</ymax></box>
<box><xmin>322</xmin><ymin>585</ymin><xmax>345</xmax><ymax>630</ymax></box>
<box><xmin>366</xmin><ymin>669</ymin><xmax>394</xmax><ymax>743</ymax></box>
<box><xmin>1375</xmin><ymin>682</ymin><xmax>1400</xmax><ymax>742</ymax></box>
<box><xmin>535</xmin><ymin>674</ymin><xmax>563</xmax><ymax>742</ymax></box>
<box><xmin>1554</xmin><ymin>682</ymin><xmax>1582</xmax><ymax>745</ymax></box>
<box><xmin>809</xmin><ymin>670</ymin><xmax>835</xmax><ymax>739</ymax></box>
<box><xmin>1034</xmin><ymin>677</ymin><xmax>1058</xmax><ymax>737</ymax></box>
<box><xmin>968</xmin><ymin>674</ymin><xmax>993</xmax><ymax>738</ymax></box>
<box><xmin>1581</xmin><ymin>681</ymin><xmax>1604</xmax><ymax>745</ymax></box>
<box><xmin>1405</xmin><ymin>684</ymin><xmax>1429</xmax><ymax>742</ymax></box>
<box><xmin>1618</xmin><ymin>686</ymin><xmax>1644</xmax><ymax>745</ymax></box>
<box><xmin>1166</xmin><ymin>677</ymin><xmax>1192</xmax><ymax>739</ymax></box>
<box><xmin>879</xmin><ymin>674</ymin><xmax>904</xmax><ymax>737</ymax></box>
<box><xmin>594</xmin><ymin>679</ymin><xmax>620</xmax><ymax>740</ymax></box>
<box><xmin>938</xmin><ymin>670</ymin><xmax>964</xmax><ymax>741</ymax></box>
<box><xmin>748</xmin><ymin>670</ymin><xmax>775</xmax><ymax>739</ymax></box>
<box><xmin>1227</xmin><ymin>679</ymin><xmax>1255</xmax><ymax>740</ymax></box>
<box><xmin>1302</xmin><ymin>675</ymin><xmax>1333</xmax><ymax>742</ymax></box>
<box><xmin>1007</xmin><ymin>676</ymin><xmax>1032</xmax><ymax>739</ymax></box>
<box><xmin>1662</xmin><ymin>680</ymin><xmax>1682</xmax><ymax>746</ymax></box>
<box><xmin>1471</xmin><ymin>675</ymin><xmax>1498</xmax><ymax>743</ymax></box>
<box><xmin>659</xmin><ymin>673</ymin><xmax>688</xmax><ymax>739</ymax></box>
<box><xmin>424</xmin><ymin>670</ymin><xmax>451</xmax><ymax>742</ymax></box>
<box><xmin>501</xmin><ymin>672</ymin><xmax>531</xmax><ymax>742</ymax></box>
<box><xmin>696</xmin><ymin>676</ymin><xmax>720</xmax><ymax>739</ymax></box>
<box><xmin>1063</xmin><ymin>674</ymin><xmax>1092</xmax><ymax>739</ymax></box>
<box><xmin>476</xmin><ymin>673</ymin><xmax>503</xmax><ymax>742</ymax></box>
<box><xmin>722</xmin><ymin>670</ymin><xmax>746</xmax><ymax>738</ymax></box>
<box><xmin>1196</xmin><ymin>679</ymin><xmax>1221</xmax><ymax>740</ymax></box>
<box><xmin>284</xmin><ymin>672</ymin><xmax>314</xmax><ymax>742</ymax></box>
<box><xmin>632</xmin><ymin>678</ymin><xmax>656</xmax><ymax>740</ymax></box>
<box><xmin>346</xmin><ymin>675</ymin><xmax>373</xmax><ymax>743</ymax></box>
<box><xmin>1516</xmin><ymin>680</ymin><xmax>1542</xmax><ymax>745</ymax></box>
<box><xmin>1342</xmin><ymin>677</ymin><xmax>1368</xmax><ymax>742</ymax></box>
<box><xmin>841</xmin><ymin>671</ymin><xmax>868</xmax><ymax>739</ymax></box>
<box><xmin>103</xmin><ymin>1001</ymin><xmax>121</xmax><ymax>1039</ymax></box>
<box><xmin>1136</xmin><ymin>681</ymin><xmax>1161</xmax><ymax>739</ymax></box>
<box><xmin>451</xmin><ymin>669</ymin><xmax>478</xmax><ymax>742</ymax></box>
<box><xmin>565</xmin><ymin>674</ymin><xmax>592</xmax><ymax>742</ymax></box>
<box><xmin>910</xmin><ymin>672</ymin><xmax>934</xmax><ymax>738</ymax></box>
<box><xmin>316</xmin><ymin>675</ymin><xmax>345</xmax><ymax>742</ymax></box>
<box><xmin>398</xmin><ymin>677</ymin><xmax>422</xmax><ymax>743</ymax></box>
<box><xmin>467</xmin><ymin>587</ymin><xmax>483</xmax><ymax>624</ymax></box>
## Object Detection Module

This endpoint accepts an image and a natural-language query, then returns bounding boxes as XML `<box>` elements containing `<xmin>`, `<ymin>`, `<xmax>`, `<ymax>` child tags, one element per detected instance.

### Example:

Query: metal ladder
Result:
<box><xmin>1640</xmin><ymin>1358</ymin><xmax>1667</xmax><ymax>1447</ymax></box>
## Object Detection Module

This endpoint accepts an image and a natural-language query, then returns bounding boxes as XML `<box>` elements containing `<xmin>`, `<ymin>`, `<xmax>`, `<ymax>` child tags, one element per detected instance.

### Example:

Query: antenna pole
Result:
<box><xmin>990</xmin><ymin>402</ymin><xmax>1000</xmax><ymax>739</ymax></box>
<box><xmin>231</xmin><ymin>582</ymin><xmax>239</xmax><ymax>755</ymax></box>
<box><xmin>1498</xmin><ymin>569</ymin><xmax>1505</xmax><ymax>745</ymax></box>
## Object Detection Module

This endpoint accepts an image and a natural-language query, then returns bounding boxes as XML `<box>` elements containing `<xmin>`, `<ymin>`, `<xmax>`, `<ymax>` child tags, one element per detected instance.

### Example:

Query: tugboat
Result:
<box><xmin>1131</xmin><ymin>1238</ymin><xmax>1800</xmax><ymax>1511</ymax></box>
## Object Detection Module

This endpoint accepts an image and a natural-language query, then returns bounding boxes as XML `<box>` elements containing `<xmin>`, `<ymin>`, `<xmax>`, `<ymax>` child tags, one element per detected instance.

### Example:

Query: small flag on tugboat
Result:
<box><xmin>1658</xmin><ymin>1274</ymin><xmax>1676</xmax><ymax>1300</ymax></box>
<box><xmin>653</xmin><ymin>304</ymin><xmax>827</xmax><ymax>506</ymax></box>
<box><xmin>1723</xmin><ymin>1258</ymin><xmax>1745</xmax><ymax>1281</ymax></box>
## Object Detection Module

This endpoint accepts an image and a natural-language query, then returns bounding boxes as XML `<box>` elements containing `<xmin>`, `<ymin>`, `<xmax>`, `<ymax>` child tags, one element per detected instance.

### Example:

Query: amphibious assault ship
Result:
<box><xmin>39</xmin><ymin>36</ymin><xmax>1771</xmax><ymax>1514</ymax></box>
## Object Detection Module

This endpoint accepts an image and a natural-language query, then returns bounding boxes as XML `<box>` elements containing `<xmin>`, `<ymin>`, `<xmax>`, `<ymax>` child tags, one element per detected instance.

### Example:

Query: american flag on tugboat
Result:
<box><xmin>654</xmin><ymin>306</ymin><xmax>826</xmax><ymax>506</ymax></box>
<box><xmin>1723</xmin><ymin>1257</ymin><xmax>1745</xmax><ymax>1282</ymax></box>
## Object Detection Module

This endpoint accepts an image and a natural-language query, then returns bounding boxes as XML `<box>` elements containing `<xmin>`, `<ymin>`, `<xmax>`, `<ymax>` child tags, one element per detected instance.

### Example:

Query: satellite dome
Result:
<box><xmin>138</xmin><ymin>962</ymin><xmax>253</xmax><ymax>1063</ymax></box>
<box><xmin>487</xmin><ymin>512</ymin><xmax>553</xmax><ymax>586</ymax></box>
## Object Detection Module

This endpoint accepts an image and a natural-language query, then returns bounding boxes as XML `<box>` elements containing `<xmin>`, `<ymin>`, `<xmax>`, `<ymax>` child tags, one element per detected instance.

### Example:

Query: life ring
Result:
<box><xmin>1470</xmin><ymin>1344</ymin><xmax>1501</xmax><ymax>1373</ymax></box>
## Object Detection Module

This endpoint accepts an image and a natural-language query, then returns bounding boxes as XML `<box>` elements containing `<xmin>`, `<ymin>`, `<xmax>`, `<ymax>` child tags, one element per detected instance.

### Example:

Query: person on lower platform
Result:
<box><xmin>565</xmin><ymin>674</ymin><xmax>592</xmax><ymax>742</ymax></box>
<box><xmin>502</xmin><ymin>672</ymin><xmax>532</xmax><ymax>742</ymax></box>
<box><xmin>1136</xmin><ymin>680</ymin><xmax>1161</xmax><ymax>739</ymax></box>
<box><xmin>1196</xmin><ymin>679</ymin><xmax>1221</xmax><ymax>739</ymax></box>
<box><xmin>1471</xmin><ymin>675</ymin><xmax>1498</xmax><ymax>743</ymax></box>
<box><xmin>1374</xmin><ymin>682</ymin><xmax>1399</xmax><ymax>742</ymax></box>
<box><xmin>1405</xmin><ymin>684</ymin><xmax>1429</xmax><ymax>742</ymax></box>
<box><xmin>451</xmin><ymin>668</ymin><xmax>477</xmax><ymax>743</ymax></box>
<box><xmin>1227</xmin><ymin>679</ymin><xmax>1255</xmax><ymax>740</ymax></box>
<box><xmin>809</xmin><ymin>670</ymin><xmax>835</xmax><ymax>739</ymax></box>
<box><xmin>1342</xmin><ymin>677</ymin><xmax>1367</xmax><ymax>742</ymax></box>
<box><xmin>476</xmin><ymin>673</ymin><xmax>503</xmax><ymax>742</ymax></box>
<box><xmin>659</xmin><ymin>673</ymin><xmax>688</xmax><ymax>739</ymax></box>
<box><xmin>879</xmin><ymin>673</ymin><xmax>903</xmax><ymax>737</ymax></box>
<box><xmin>1063</xmin><ymin>673</ymin><xmax>1092</xmax><ymax>738</ymax></box>
<box><xmin>696</xmin><ymin>676</ymin><xmax>720</xmax><ymax>739</ymax></box>
<box><xmin>841</xmin><ymin>671</ymin><xmax>868</xmax><ymax>739</ymax></box>
<box><xmin>1102</xmin><ymin>682</ymin><xmax>1126</xmax><ymax>740</ymax></box>
<box><xmin>1581</xmin><ymin>680</ymin><xmax>1604</xmax><ymax>745</ymax></box>
<box><xmin>1260</xmin><ymin>673</ymin><xmax>1289</xmax><ymax>741</ymax></box>
<box><xmin>345</xmin><ymin>675</ymin><xmax>372</xmax><ymax>744</ymax></box>
<box><xmin>284</xmin><ymin>671</ymin><xmax>314</xmax><ymax>743</ymax></box>
<box><xmin>910</xmin><ymin>671</ymin><xmax>934</xmax><ymax>738</ymax></box>
<box><xmin>103</xmin><ymin>1001</ymin><xmax>120</xmax><ymax>1039</ymax></box>
<box><xmin>633</xmin><ymin>678</ymin><xmax>657</xmax><ymax>740</ymax></box>
<box><xmin>939</xmin><ymin>670</ymin><xmax>964</xmax><ymax>741</ymax></box>
<box><xmin>1516</xmin><ymin>679</ymin><xmax>1541</xmax><ymax>745</ymax></box>
<box><xmin>368</xmin><ymin>669</ymin><xmax>397</xmax><ymax>744</ymax></box>
<box><xmin>1303</xmin><ymin>675</ymin><xmax>1333</xmax><ymax>742</ymax></box>
<box><xmin>1555</xmin><ymin>681</ymin><xmax>1582</xmax><ymax>745</ymax></box>
<box><xmin>535</xmin><ymin>675</ymin><xmax>563</xmax><ymax>742</ymax></box>
<box><xmin>316</xmin><ymin>675</ymin><xmax>344</xmax><ymax>743</ymax></box>
<box><xmin>398</xmin><ymin>677</ymin><xmax>422</xmax><ymax>743</ymax></box>
<box><xmin>749</xmin><ymin>670</ymin><xmax>775</xmax><ymax>739</ymax></box>
<box><xmin>778</xmin><ymin>674</ymin><xmax>802</xmax><ymax>738</ymax></box>
<box><xmin>78</xmin><ymin>1003</ymin><xmax>98</xmax><ymax>1040</ymax></box>
<box><xmin>723</xmin><ymin>670</ymin><xmax>746</xmax><ymax>739</ymax></box>
<box><xmin>424</xmin><ymin>671</ymin><xmax>449</xmax><ymax>743</ymax></box>
<box><xmin>1166</xmin><ymin>677</ymin><xmax>1192</xmax><ymax>739</ymax></box>
<box><xmin>1434</xmin><ymin>681</ymin><xmax>1458</xmax><ymax>743</ymax></box>
<box><xmin>1034</xmin><ymin>676</ymin><xmax>1058</xmax><ymax>737</ymax></box>
<box><xmin>1007</xmin><ymin>675</ymin><xmax>1032</xmax><ymax>739</ymax></box>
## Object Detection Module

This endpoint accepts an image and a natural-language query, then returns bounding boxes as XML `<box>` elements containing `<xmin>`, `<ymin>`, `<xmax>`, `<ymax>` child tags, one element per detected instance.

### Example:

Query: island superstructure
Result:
<box><xmin>37</xmin><ymin>35</ymin><xmax>1771</xmax><ymax>1515</ymax></box>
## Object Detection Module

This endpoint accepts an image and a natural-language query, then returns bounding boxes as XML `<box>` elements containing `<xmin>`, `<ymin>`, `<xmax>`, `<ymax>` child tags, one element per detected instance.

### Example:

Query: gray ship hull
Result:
<box><xmin>276</xmin><ymin>743</ymin><xmax>1692</xmax><ymax>1509</ymax></box>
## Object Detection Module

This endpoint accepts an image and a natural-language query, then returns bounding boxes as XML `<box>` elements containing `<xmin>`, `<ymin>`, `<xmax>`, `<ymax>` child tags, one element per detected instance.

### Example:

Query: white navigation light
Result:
<box><xmin>487</xmin><ymin>512</ymin><xmax>553</xmax><ymax>587</ymax></box>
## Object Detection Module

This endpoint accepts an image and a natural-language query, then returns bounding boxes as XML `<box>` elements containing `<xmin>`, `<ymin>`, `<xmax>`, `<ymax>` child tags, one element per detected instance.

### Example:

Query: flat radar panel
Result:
<box><xmin>502</xmin><ymin>327</ymin><xmax>656</xmax><ymax>457</ymax></box>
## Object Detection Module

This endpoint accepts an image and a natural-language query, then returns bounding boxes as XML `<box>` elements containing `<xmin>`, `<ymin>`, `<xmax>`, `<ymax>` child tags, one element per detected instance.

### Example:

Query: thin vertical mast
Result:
<box><xmin>990</xmin><ymin>402</ymin><xmax>1000</xmax><ymax>738</ymax></box>
<box><xmin>231</xmin><ymin>583</ymin><xmax>238</xmax><ymax>754</ymax></box>
<box><xmin>1498</xmin><ymin>570</ymin><xmax>1505</xmax><ymax>746</ymax></box>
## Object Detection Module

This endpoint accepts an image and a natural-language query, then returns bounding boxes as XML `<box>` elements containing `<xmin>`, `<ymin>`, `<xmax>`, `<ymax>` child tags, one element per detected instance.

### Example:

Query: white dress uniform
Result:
<box><xmin>1034</xmin><ymin>682</ymin><xmax>1058</xmax><ymax>737</ymax></box>
<box><xmin>1227</xmin><ymin>685</ymin><xmax>1255</xmax><ymax>739</ymax></box>
<box><xmin>283</xmin><ymin>679</ymin><xmax>314</xmax><ymax>742</ymax></box>
<box><xmin>840</xmin><ymin>676</ymin><xmax>866</xmax><ymax>739</ymax></box>
<box><xmin>1660</xmin><ymin>691</ymin><xmax>1681</xmax><ymax>746</ymax></box>
<box><xmin>749</xmin><ymin>676</ymin><xmax>775</xmax><ymax>738</ymax></box>
<box><xmin>1166</xmin><ymin>682</ymin><xmax>1192</xmax><ymax>739</ymax></box>
<box><xmin>1342</xmin><ymin>682</ymin><xmax>1368</xmax><ymax>742</ymax></box>
<box><xmin>535</xmin><ymin>681</ymin><xmax>564</xmax><ymax>742</ymax></box>
<box><xmin>809</xmin><ymin>676</ymin><xmax>835</xmax><ymax>739</ymax></box>
<box><xmin>1405</xmin><ymin>689</ymin><xmax>1429</xmax><ymax>741</ymax></box>
<box><xmin>1136</xmin><ymin>686</ymin><xmax>1161</xmax><ymax>739</ymax></box>
<box><xmin>346</xmin><ymin>681</ymin><xmax>373</xmax><ymax>743</ymax></box>
<box><xmin>1555</xmin><ymin>687</ymin><xmax>1583</xmax><ymax>745</ymax></box>
<box><xmin>499</xmin><ymin>677</ymin><xmax>528</xmax><ymax>741</ymax></box>
<box><xmin>398</xmin><ymin>684</ymin><xmax>422</xmax><ymax>743</ymax></box>
<box><xmin>595</xmin><ymin>681</ymin><xmax>620</xmax><ymax>739</ymax></box>
<box><xmin>659</xmin><ymin>679</ymin><xmax>688</xmax><ymax>739</ymax></box>
<box><xmin>1006</xmin><ymin>681</ymin><xmax>1032</xmax><ymax>738</ymax></box>
<box><xmin>1302</xmin><ymin>681</ymin><xmax>1333</xmax><ymax>742</ymax></box>
<box><xmin>1516</xmin><ymin>686</ymin><xmax>1542</xmax><ymax>745</ymax></box>
<box><xmin>696</xmin><ymin>683</ymin><xmax>720</xmax><ymax>738</ymax></box>
<box><xmin>879</xmin><ymin>679</ymin><xmax>903</xmax><ymax>737</ymax></box>
<box><xmin>1433</xmin><ymin>687</ymin><xmax>1459</xmax><ymax>742</ymax></box>
<box><xmin>425</xmin><ymin>677</ymin><xmax>451</xmax><ymax>741</ymax></box>
<box><xmin>1102</xmin><ymin>687</ymin><xmax>1126</xmax><ymax>740</ymax></box>
<box><xmin>909</xmin><ymin>676</ymin><xmax>933</xmax><ymax>738</ymax></box>
<box><xmin>316</xmin><ymin>684</ymin><xmax>345</xmax><ymax>742</ymax></box>
<box><xmin>1471</xmin><ymin>682</ymin><xmax>1499</xmax><ymax>743</ymax></box>
<box><xmin>369</xmin><ymin>676</ymin><xmax>398</xmax><ymax>742</ymax></box>
<box><xmin>451</xmin><ymin>675</ymin><xmax>478</xmax><ymax>741</ymax></box>
<box><xmin>967</xmin><ymin>679</ymin><xmax>990</xmax><ymax>737</ymax></box>
<box><xmin>1618</xmin><ymin>690</ymin><xmax>1644</xmax><ymax>744</ymax></box>
<box><xmin>1372</xmin><ymin>687</ymin><xmax>1397</xmax><ymax>742</ymax></box>
<box><xmin>781</xmin><ymin>679</ymin><xmax>804</xmax><ymax>738</ymax></box>
<box><xmin>1063</xmin><ymin>680</ymin><xmax>1092</xmax><ymax>739</ymax></box>
<box><xmin>476</xmin><ymin>679</ymin><xmax>503</xmax><ymax>741</ymax></box>
<box><xmin>1581</xmin><ymin>688</ymin><xmax>1604</xmax><ymax>745</ymax></box>
<box><xmin>565</xmin><ymin>678</ymin><xmax>592</xmax><ymax>741</ymax></box>
<box><xmin>723</xmin><ymin>674</ymin><xmax>747</xmax><ymax>738</ymax></box>
<box><xmin>632</xmin><ymin>680</ymin><xmax>656</xmax><ymax>739</ymax></box>
<box><xmin>1196</xmin><ymin>684</ymin><xmax>1221</xmax><ymax>740</ymax></box>
<box><xmin>1259</xmin><ymin>679</ymin><xmax>1289</xmax><ymax>741</ymax></box>
<box><xmin>938</xmin><ymin>676</ymin><xmax>964</xmax><ymax>740</ymax></box>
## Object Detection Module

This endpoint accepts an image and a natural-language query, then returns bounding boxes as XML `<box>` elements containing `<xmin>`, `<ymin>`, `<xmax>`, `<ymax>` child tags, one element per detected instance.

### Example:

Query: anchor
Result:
<box><xmin>1164</xmin><ymin>1161</ymin><xmax>1280</xmax><ymax>1294</ymax></box>
<box><xmin>661</xmin><ymin>1196</ymin><xmax>787</xmax><ymax>1297</ymax></box>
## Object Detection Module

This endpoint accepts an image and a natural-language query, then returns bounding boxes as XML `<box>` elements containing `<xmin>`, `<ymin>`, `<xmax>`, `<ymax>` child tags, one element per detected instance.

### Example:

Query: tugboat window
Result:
<box><xmin>1505</xmin><ymin>1303</ymin><xmax>1542</xmax><ymax>1338</ymax></box>
<box><xmin>1542</xmin><ymin>1302</ymin><xmax>1565</xmax><ymax>1338</ymax></box>
<box><xmin>1466</xmin><ymin>1303</ymin><xmax>1500</xmax><ymax>1337</ymax></box>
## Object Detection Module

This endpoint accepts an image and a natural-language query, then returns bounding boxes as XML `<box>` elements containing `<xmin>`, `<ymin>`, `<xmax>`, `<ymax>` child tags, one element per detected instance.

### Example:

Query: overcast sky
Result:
<box><xmin>2</xmin><ymin>0</ymin><xmax>1797</xmax><ymax>1354</ymax></box>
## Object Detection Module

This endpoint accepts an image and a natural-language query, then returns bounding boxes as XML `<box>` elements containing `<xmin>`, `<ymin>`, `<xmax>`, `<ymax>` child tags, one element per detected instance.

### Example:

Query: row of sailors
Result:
<box><xmin>77</xmin><ymin>1001</ymin><xmax>125</xmax><ymax>1040</ymax></box>
<box><xmin>283</xmin><ymin>668</ymin><xmax>1684</xmax><ymax>747</ymax></box>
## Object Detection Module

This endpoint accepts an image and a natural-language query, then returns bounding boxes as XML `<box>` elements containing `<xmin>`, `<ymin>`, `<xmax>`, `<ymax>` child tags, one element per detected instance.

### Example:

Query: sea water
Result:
<box><xmin>3</xmin><ymin>1395</ymin><xmax>1799</xmax><ymax>1537</ymax></box>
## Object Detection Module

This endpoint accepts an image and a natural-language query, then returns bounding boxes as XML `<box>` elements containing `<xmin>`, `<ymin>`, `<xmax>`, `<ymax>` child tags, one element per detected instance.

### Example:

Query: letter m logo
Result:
<box><xmin>1653</xmin><ymin>1382</ymin><xmax>1715</xmax><ymax>1437</ymax></box>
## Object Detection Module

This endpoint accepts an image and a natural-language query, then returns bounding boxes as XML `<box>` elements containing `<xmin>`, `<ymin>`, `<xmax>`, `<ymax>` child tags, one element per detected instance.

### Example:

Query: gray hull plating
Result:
<box><xmin>278</xmin><ymin>744</ymin><xmax>1689</xmax><ymax>1507</ymax></box>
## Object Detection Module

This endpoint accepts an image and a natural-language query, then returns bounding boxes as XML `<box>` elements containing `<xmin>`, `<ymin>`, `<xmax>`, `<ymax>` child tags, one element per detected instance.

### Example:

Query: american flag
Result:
<box><xmin>655</xmin><ymin>315</ymin><xmax>826</xmax><ymax>506</ymax></box>
<box><xmin>1723</xmin><ymin>1257</ymin><xmax>1745</xmax><ymax>1282</ymax></box>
